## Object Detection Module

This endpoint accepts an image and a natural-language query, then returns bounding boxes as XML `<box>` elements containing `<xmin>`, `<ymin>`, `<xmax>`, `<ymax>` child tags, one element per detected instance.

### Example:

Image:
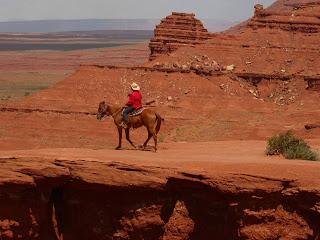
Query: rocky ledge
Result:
<box><xmin>0</xmin><ymin>155</ymin><xmax>319</xmax><ymax>239</ymax></box>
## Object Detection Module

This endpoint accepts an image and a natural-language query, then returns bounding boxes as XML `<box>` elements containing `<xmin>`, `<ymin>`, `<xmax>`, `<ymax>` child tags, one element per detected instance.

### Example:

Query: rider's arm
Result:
<box><xmin>126</xmin><ymin>93</ymin><xmax>134</xmax><ymax>106</ymax></box>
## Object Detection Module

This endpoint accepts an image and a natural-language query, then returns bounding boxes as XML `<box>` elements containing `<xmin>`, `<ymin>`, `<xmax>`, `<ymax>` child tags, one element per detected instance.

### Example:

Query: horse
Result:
<box><xmin>96</xmin><ymin>101</ymin><xmax>163</xmax><ymax>151</ymax></box>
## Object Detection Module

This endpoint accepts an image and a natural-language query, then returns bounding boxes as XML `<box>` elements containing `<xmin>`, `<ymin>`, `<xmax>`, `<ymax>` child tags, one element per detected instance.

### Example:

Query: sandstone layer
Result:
<box><xmin>149</xmin><ymin>12</ymin><xmax>211</xmax><ymax>61</ymax></box>
<box><xmin>249</xmin><ymin>3</ymin><xmax>320</xmax><ymax>33</ymax></box>
<box><xmin>148</xmin><ymin>1</ymin><xmax>320</xmax><ymax>91</ymax></box>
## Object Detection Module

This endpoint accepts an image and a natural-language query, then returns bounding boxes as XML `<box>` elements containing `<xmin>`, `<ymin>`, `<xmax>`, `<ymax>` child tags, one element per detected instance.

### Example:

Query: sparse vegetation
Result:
<box><xmin>266</xmin><ymin>131</ymin><xmax>318</xmax><ymax>161</ymax></box>
<box><xmin>0</xmin><ymin>72</ymin><xmax>66</xmax><ymax>100</ymax></box>
<box><xmin>158</xmin><ymin>134</ymin><xmax>165</xmax><ymax>143</ymax></box>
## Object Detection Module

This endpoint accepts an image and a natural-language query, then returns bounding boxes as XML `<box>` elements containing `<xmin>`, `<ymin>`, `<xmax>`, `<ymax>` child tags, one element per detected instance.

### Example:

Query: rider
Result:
<box><xmin>121</xmin><ymin>82</ymin><xmax>142</xmax><ymax>128</ymax></box>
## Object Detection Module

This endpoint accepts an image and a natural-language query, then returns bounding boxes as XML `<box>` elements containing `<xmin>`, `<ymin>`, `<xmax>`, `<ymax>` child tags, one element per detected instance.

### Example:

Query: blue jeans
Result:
<box><xmin>123</xmin><ymin>106</ymin><xmax>135</xmax><ymax>123</ymax></box>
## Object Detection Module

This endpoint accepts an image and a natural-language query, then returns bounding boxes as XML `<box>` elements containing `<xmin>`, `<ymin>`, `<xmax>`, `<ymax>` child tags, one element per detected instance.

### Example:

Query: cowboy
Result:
<box><xmin>120</xmin><ymin>82</ymin><xmax>142</xmax><ymax>128</ymax></box>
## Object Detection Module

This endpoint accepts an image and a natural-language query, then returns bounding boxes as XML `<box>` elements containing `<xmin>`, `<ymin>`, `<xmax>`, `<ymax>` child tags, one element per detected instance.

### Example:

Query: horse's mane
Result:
<box><xmin>106</xmin><ymin>103</ymin><xmax>123</xmax><ymax>116</ymax></box>
<box><xmin>107</xmin><ymin>103</ymin><xmax>122</xmax><ymax>109</ymax></box>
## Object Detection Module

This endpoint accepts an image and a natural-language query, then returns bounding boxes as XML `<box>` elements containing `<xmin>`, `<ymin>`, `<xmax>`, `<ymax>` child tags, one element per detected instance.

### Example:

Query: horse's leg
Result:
<box><xmin>143</xmin><ymin>131</ymin><xmax>152</xmax><ymax>149</ymax></box>
<box><xmin>115</xmin><ymin>127</ymin><xmax>122</xmax><ymax>150</ymax></box>
<box><xmin>125</xmin><ymin>128</ymin><xmax>136</xmax><ymax>148</ymax></box>
<box><xmin>152</xmin><ymin>132</ymin><xmax>158</xmax><ymax>152</ymax></box>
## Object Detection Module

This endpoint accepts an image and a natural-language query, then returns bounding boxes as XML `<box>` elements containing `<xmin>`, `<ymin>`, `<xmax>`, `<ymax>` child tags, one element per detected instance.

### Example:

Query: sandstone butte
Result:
<box><xmin>149</xmin><ymin>12</ymin><xmax>211</xmax><ymax>61</ymax></box>
<box><xmin>0</xmin><ymin>0</ymin><xmax>320</xmax><ymax>239</ymax></box>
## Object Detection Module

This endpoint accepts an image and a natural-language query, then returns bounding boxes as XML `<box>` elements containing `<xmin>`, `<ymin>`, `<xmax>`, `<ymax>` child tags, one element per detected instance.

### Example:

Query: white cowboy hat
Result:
<box><xmin>131</xmin><ymin>82</ymin><xmax>140</xmax><ymax>91</ymax></box>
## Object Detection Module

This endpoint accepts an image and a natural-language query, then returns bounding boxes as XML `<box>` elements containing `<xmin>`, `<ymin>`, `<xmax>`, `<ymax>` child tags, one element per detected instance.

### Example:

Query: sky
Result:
<box><xmin>0</xmin><ymin>0</ymin><xmax>276</xmax><ymax>22</ymax></box>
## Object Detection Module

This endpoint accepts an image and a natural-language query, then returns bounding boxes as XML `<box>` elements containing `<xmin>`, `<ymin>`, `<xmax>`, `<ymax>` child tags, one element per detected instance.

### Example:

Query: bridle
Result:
<box><xmin>98</xmin><ymin>103</ymin><xmax>122</xmax><ymax>119</ymax></box>
<box><xmin>98</xmin><ymin>103</ymin><xmax>108</xmax><ymax>120</ymax></box>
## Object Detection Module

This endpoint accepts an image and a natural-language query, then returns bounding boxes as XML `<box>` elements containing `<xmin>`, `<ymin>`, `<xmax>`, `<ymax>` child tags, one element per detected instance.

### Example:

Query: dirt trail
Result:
<box><xmin>1</xmin><ymin>140</ymin><xmax>319</xmax><ymax>177</ymax></box>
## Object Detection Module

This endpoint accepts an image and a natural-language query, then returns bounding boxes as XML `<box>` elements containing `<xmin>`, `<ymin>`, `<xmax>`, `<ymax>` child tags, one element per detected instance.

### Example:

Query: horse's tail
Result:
<box><xmin>155</xmin><ymin>113</ymin><xmax>164</xmax><ymax>134</ymax></box>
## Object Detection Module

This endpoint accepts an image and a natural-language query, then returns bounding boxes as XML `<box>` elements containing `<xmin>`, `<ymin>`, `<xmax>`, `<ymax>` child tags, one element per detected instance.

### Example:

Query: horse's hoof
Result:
<box><xmin>115</xmin><ymin>146</ymin><xmax>121</xmax><ymax>150</ymax></box>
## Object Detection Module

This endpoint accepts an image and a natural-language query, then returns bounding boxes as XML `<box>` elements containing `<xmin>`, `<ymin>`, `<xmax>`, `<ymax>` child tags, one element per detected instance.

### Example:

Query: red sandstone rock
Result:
<box><xmin>0</xmin><ymin>2</ymin><xmax>320</xmax><ymax>238</ymax></box>
<box><xmin>254</xmin><ymin>4</ymin><xmax>265</xmax><ymax>17</ymax></box>
<box><xmin>0</xmin><ymin>154</ymin><xmax>319</xmax><ymax>239</ymax></box>
<box><xmin>149</xmin><ymin>12</ymin><xmax>211</xmax><ymax>60</ymax></box>
<box><xmin>163</xmin><ymin>201</ymin><xmax>194</xmax><ymax>240</ymax></box>
<box><xmin>240</xmin><ymin>207</ymin><xmax>313</xmax><ymax>239</ymax></box>
<box><xmin>145</xmin><ymin>0</ymin><xmax>320</xmax><ymax>93</ymax></box>
<box><xmin>249</xmin><ymin>1</ymin><xmax>320</xmax><ymax>32</ymax></box>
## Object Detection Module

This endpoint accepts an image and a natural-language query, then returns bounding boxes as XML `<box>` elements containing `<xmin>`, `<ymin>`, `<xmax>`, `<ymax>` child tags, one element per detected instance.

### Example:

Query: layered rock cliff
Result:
<box><xmin>0</xmin><ymin>155</ymin><xmax>320</xmax><ymax>239</ymax></box>
<box><xmin>149</xmin><ymin>12</ymin><xmax>211</xmax><ymax>60</ymax></box>
<box><xmin>147</xmin><ymin>1</ymin><xmax>320</xmax><ymax>92</ymax></box>
<box><xmin>249</xmin><ymin>1</ymin><xmax>320</xmax><ymax>33</ymax></box>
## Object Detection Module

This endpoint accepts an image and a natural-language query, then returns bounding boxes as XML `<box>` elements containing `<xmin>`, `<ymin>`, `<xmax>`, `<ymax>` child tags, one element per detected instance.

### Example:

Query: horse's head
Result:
<box><xmin>97</xmin><ymin>101</ymin><xmax>109</xmax><ymax>120</ymax></box>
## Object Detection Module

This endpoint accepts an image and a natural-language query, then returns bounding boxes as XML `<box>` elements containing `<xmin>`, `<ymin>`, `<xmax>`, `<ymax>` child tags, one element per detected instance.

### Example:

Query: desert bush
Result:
<box><xmin>266</xmin><ymin>131</ymin><xmax>318</xmax><ymax>161</ymax></box>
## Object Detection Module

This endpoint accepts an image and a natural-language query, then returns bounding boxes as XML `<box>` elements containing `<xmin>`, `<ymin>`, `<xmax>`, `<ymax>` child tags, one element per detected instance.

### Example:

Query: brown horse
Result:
<box><xmin>96</xmin><ymin>101</ymin><xmax>163</xmax><ymax>151</ymax></box>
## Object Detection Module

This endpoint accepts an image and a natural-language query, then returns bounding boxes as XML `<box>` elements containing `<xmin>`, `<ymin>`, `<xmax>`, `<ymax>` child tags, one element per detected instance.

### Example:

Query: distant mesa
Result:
<box><xmin>149</xmin><ymin>12</ymin><xmax>211</xmax><ymax>61</ymax></box>
<box><xmin>249</xmin><ymin>2</ymin><xmax>320</xmax><ymax>32</ymax></box>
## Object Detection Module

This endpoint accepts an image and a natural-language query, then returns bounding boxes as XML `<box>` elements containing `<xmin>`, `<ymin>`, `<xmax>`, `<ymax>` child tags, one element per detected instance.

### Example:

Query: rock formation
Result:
<box><xmin>0</xmin><ymin>156</ymin><xmax>319</xmax><ymax>239</ymax></box>
<box><xmin>254</xmin><ymin>4</ymin><xmax>265</xmax><ymax>17</ymax></box>
<box><xmin>149</xmin><ymin>12</ymin><xmax>211</xmax><ymax>60</ymax></box>
<box><xmin>249</xmin><ymin>2</ymin><xmax>320</xmax><ymax>33</ymax></box>
<box><xmin>146</xmin><ymin>0</ymin><xmax>320</xmax><ymax>94</ymax></box>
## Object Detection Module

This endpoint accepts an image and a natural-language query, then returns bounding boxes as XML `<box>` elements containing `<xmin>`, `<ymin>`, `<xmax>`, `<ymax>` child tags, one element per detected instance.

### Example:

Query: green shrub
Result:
<box><xmin>266</xmin><ymin>131</ymin><xmax>318</xmax><ymax>161</ymax></box>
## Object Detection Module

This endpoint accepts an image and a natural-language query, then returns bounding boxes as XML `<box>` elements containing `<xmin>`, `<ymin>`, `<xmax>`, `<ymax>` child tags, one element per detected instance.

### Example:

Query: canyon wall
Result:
<box><xmin>0</xmin><ymin>157</ymin><xmax>320</xmax><ymax>239</ymax></box>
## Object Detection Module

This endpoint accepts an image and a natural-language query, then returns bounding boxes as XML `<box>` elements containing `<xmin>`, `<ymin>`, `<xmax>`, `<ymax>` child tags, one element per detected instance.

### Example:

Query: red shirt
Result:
<box><xmin>127</xmin><ymin>91</ymin><xmax>142</xmax><ymax>109</ymax></box>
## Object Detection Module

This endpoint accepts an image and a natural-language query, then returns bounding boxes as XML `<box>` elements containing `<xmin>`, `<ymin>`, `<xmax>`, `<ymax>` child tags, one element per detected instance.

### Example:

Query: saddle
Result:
<box><xmin>122</xmin><ymin>107</ymin><xmax>145</xmax><ymax>117</ymax></box>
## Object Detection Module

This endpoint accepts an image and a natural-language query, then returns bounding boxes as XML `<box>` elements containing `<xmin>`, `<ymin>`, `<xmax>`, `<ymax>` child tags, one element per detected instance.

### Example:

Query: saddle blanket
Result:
<box><xmin>122</xmin><ymin>107</ymin><xmax>145</xmax><ymax>117</ymax></box>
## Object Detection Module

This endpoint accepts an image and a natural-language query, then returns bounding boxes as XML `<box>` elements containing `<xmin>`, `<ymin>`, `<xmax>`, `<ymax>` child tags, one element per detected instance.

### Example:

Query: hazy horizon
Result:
<box><xmin>0</xmin><ymin>18</ymin><xmax>236</xmax><ymax>23</ymax></box>
<box><xmin>0</xmin><ymin>19</ymin><xmax>238</xmax><ymax>33</ymax></box>
<box><xmin>0</xmin><ymin>0</ymin><xmax>275</xmax><ymax>22</ymax></box>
